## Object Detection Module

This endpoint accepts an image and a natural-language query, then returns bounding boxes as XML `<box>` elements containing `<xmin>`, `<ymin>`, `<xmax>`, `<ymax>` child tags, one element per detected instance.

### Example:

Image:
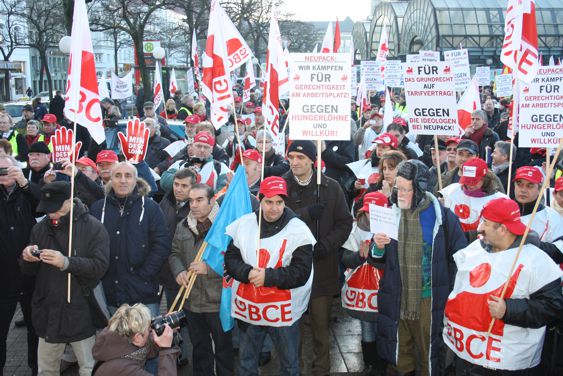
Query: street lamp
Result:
<box><xmin>59</xmin><ymin>36</ymin><xmax>72</xmax><ymax>54</ymax></box>
<box><xmin>152</xmin><ymin>46</ymin><xmax>165</xmax><ymax>60</ymax></box>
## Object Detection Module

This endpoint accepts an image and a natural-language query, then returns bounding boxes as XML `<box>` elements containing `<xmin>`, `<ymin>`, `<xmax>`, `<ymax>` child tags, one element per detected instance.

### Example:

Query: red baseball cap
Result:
<box><xmin>480</xmin><ymin>197</ymin><xmax>526</xmax><ymax>235</ymax></box>
<box><xmin>371</xmin><ymin>112</ymin><xmax>383</xmax><ymax>119</ymax></box>
<box><xmin>530</xmin><ymin>147</ymin><xmax>546</xmax><ymax>156</ymax></box>
<box><xmin>42</xmin><ymin>114</ymin><xmax>57</xmax><ymax>124</ymax></box>
<box><xmin>96</xmin><ymin>150</ymin><xmax>118</xmax><ymax>164</ymax></box>
<box><xmin>234</xmin><ymin>96</ymin><xmax>242</xmax><ymax>103</ymax></box>
<box><xmin>75</xmin><ymin>157</ymin><xmax>98</xmax><ymax>172</ymax></box>
<box><xmin>392</xmin><ymin>117</ymin><xmax>407</xmax><ymax>127</ymax></box>
<box><xmin>245</xmin><ymin>102</ymin><xmax>255</xmax><ymax>108</ymax></box>
<box><xmin>513</xmin><ymin>166</ymin><xmax>543</xmax><ymax>184</ymax></box>
<box><xmin>361</xmin><ymin>191</ymin><xmax>389</xmax><ymax>212</ymax></box>
<box><xmin>242</xmin><ymin>149</ymin><xmax>262</xmax><ymax>164</ymax></box>
<box><xmin>193</xmin><ymin>131</ymin><xmax>215</xmax><ymax>147</ymax></box>
<box><xmin>446</xmin><ymin>137</ymin><xmax>461</xmax><ymax>146</ymax></box>
<box><xmin>184</xmin><ymin>115</ymin><xmax>201</xmax><ymax>125</ymax></box>
<box><xmin>555</xmin><ymin>177</ymin><xmax>563</xmax><ymax>192</ymax></box>
<box><xmin>259</xmin><ymin>176</ymin><xmax>287</xmax><ymax>198</ymax></box>
<box><xmin>459</xmin><ymin>157</ymin><xmax>488</xmax><ymax>186</ymax></box>
<box><xmin>373</xmin><ymin>133</ymin><xmax>399</xmax><ymax>149</ymax></box>
<box><xmin>254</xmin><ymin>106</ymin><xmax>262</xmax><ymax>114</ymax></box>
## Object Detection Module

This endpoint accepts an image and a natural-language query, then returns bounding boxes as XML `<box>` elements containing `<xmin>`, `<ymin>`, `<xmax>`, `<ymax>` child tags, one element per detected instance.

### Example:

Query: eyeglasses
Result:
<box><xmin>446</xmin><ymin>147</ymin><xmax>457</xmax><ymax>152</ymax></box>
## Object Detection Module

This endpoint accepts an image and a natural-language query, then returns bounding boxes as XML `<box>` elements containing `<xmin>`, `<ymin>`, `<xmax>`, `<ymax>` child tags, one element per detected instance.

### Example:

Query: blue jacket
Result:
<box><xmin>90</xmin><ymin>179</ymin><xmax>170</xmax><ymax>306</ymax></box>
<box><xmin>373</xmin><ymin>193</ymin><xmax>467</xmax><ymax>376</ymax></box>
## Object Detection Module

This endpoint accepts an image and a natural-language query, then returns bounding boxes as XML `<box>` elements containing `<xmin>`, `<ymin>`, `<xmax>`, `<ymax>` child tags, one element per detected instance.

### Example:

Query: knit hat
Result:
<box><xmin>287</xmin><ymin>140</ymin><xmax>316</xmax><ymax>162</ymax></box>
<box><xmin>28</xmin><ymin>142</ymin><xmax>50</xmax><ymax>155</ymax></box>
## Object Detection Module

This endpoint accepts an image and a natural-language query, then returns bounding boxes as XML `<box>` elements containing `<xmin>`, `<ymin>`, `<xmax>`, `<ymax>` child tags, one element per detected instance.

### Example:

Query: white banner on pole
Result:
<box><xmin>186</xmin><ymin>68</ymin><xmax>195</xmax><ymax>95</ymax></box>
<box><xmin>361</xmin><ymin>60</ymin><xmax>384</xmax><ymax>91</ymax></box>
<box><xmin>475</xmin><ymin>67</ymin><xmax>491</xmax><ymax>86</ymax></box>
<box><xmin>403</xmin><ymin>62</ymin><xmax>458</xmax><ymax>136</ymax></box>
<box><xmin>110</xmin><ymin>71</ymin><xmax>133</xmax><ymax>100</ymax></box>
<box><xmin>444</xmin><ymin>49</ymin><xmax>471</xmax><ymax>92</ymax></box>
<box><xmin>384</xmin><ymin>60</ymin><xmax>403</xmax><ymax>88</ymax></box>
<box><xmin>288</xmin><ymin>53</ymin><xmax>351</xmax><ymax>140</ymax></box>
<box><xmin>494</xmin><ymin>74</ymin><xmax>513</xmax><ymax>97</ymax></box>
<box><xmin>518</xmin><ymin>66</ymin><xmax>563</xmax><ymax>148</ymax></box>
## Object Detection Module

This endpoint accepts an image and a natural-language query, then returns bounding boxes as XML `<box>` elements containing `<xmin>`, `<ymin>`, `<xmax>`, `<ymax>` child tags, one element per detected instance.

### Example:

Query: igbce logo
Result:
<box><xmin>342</xmin><ymin>287</ymin><xmax>378</xmax><ymax>312</ymax></box>
<box><xmin>234</xmin><ymin>295</ymin><xmax>292</xmax><ymax>324</ymax></box>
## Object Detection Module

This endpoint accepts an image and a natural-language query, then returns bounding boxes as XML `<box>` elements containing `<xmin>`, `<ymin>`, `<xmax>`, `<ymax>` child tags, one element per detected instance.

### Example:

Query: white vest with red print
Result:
<box><xmin>443</xmin><ymin>240</ymin><xmax>562</xmax><ymax>370</ymax></box>
<box><xmin>441</xmin><ymin>183</ymin><xmax>506</xmax><ymax>232</ymax></box>
<box><xmin>226</xmin><ymin>212</ymin><xmax>316</xmax><ymax>327</ymax></box>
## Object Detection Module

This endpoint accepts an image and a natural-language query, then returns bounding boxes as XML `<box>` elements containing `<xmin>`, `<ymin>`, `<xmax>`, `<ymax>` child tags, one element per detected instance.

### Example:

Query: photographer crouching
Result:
<box><xmin>92</xmin><ymin>304</ymin><xmax>181</xmax><ymax>375</ymax></box>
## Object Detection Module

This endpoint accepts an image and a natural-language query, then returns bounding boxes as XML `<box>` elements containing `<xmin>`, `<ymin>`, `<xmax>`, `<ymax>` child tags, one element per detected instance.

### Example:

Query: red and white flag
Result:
<box><xmin>457</xmin><ymin>78</ymin><xmax>480</xmax><ymax>131</ymax></box>
<box><xmin>192</xmin><ymin>30</ymin><xmax>201</xmax><ymax>83</ymax></box>
<box><xmin>383</xmin><ymin>88</ymin><xmax>394</xmax><ymax>127</ymax></box>
<box><xmin>500</xmin><ymin>0</ymin><xmax>539</xmax><ymax>84</ymax></box>
<box><xmin>242</xmin><ymin>60</ymin><xmax>256</xmax><ymax>102</ymax></box>
<box><xmin>169</xmin><ymin>68</ymin><xmax>178</xmax><ymax>96</ymax></box>
<box><xmin>153</xmin><ymin>60</ymin><xmax>164</xmax><ymax>110</ymax></box>
<box><xmin>334</xmin><ymin>19</ymin><xmax>341</xmax><ymax>53</ymax></box>
<box><xmin>262</xmin><ymin>5</ymin><xmax>289</xmax><ymax>152</ymax></box>
<box><xmin>63</xmin><ymin>0</ymin><xmax>104</xmax><ymax>144</ymax></box>
<box><xmin>321</xmin><ymin>22</ymin><xmax>334</xmax><ymax>53</ymax></box>
<box><xmin>215</xmin><ymin>1</ymin><xmax>252</xmax><ymax>71</ymax></box>
<box><xmin>376</xmin><ymin>23</ymin><xmax>389</xmax><ymax>63</ymax></box>
<box><xmin>356</xmin><ymin>78</ymin><xmax>369</xmax><ymax>113</ymax></box>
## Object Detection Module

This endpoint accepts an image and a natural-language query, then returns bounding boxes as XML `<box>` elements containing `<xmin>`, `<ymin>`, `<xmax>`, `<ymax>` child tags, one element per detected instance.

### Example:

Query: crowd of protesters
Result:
<box><xmin>0</xmin><ymin>81</ymin><xmax>561</xmax><ymax>376</ymax></box>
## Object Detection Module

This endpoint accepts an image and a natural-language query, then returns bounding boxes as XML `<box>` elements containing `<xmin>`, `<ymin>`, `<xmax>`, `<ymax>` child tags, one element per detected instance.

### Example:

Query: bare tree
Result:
<box><xmin>0</xmin><ymin>0</ymin><xmax>26</xmax><ymax>100</ymax></box>
<box><xmin>279</xmin><ymin>20</ymin><xmax>320</xmax><ymax>53</ymax></box>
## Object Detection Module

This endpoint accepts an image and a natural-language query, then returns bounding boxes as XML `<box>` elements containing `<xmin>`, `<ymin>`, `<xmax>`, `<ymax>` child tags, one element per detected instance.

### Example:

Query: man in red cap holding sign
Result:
<box><xmin>444</xmin><ymin>197</ymin><xmax>563</xmax><ymax>374</ymax></box>
<box><xmin>225</xmin><ymin>176</ymin><xmax>315</xmax><ymax>375</ymax></box>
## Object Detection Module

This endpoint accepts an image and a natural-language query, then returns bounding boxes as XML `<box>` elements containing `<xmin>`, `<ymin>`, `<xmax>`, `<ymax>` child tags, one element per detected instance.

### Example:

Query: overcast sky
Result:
<box><xmin>281</xmin><ymin>0</ymin><xmax>370</xmax><ymax>22</ymax></box>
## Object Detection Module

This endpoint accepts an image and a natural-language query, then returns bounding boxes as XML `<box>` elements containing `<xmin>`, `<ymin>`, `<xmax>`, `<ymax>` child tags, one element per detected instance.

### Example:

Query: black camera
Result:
<box><xmin>0</xmin><ymin>167</ymin><xmax>8</xmax><ymax>176</ymax></box>
<box><xmin>151</xmin><ymin>311</ymin><xmax>187</xmax><ymax>336</ymax></box>
<box><xmin>31</xmin><ymin>249</ymin><xmax>43</xmax><ymax>258</ymax></box>
<box><xmin>52</xmin><ymin>162</ymin><xmax>64</xmax><ymax>171</ymax></box>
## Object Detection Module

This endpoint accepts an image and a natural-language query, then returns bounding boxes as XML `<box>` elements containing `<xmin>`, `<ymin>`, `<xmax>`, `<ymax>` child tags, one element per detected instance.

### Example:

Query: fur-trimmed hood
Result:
<box><xmin>104</xmin><ymin>177</ymin><xmax>151</xmax><ymax>197</ymax></box>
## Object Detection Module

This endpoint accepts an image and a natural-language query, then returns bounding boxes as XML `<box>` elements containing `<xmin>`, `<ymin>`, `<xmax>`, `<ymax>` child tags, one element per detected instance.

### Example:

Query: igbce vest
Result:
<box><xmin>226</xmin><ymin>212</ymin><xmax>316</xmax><ymax>327</ymax></box>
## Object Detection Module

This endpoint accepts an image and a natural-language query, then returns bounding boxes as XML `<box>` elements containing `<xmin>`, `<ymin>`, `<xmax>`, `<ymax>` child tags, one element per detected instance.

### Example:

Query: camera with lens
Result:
<box><xmin>52</xmin><ymin>162</ymin><xmax>64</xmax><ymax>171</ymax></box>
<box><xmin>31</xmin><ymin>249</ymin><xmax>43</xmax><ymax>258</ymax></box>
<box><xmin>150</xmin><ymin>311</ymin><xmax>187</xmax><ymax>336</ymax></box>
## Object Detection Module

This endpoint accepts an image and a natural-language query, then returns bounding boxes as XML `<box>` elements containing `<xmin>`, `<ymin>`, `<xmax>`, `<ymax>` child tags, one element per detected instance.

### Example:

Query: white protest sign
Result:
<box><xmin>419</xmin><ymin>50</ymin><xmax>440</xmax><ymax>62</ymax></box>
<box><xmin>444</xmin><ymin>49</ymin><xmax>471</xmax><ymax>92</ymax></box>
<box><xmin>518</xmin><ymin>66</ymin><xmax>563</xmax><ymax>148</ymax></box>
<box><xmin>406</xmin><ymin>54</ymin><xmax>421</xmax><ymax>63</ymax></box>
<box><xmin>289</xmin><ymin>53</ymin><xmax>351</xmax><ymax>140</ymax></box>
<box><xmin>475</xmin><ymin>67</ymin><xmax>491</xmax><ymax>86</ymax></box>
<box><xmin>369</xmin><ymin>204</ymin><xmax>398</xmax><ymax>240</ymax></box>
<box><xmin>361</xmin><ymin>60</ymin><xmax>384</xmax><ymax>90</ymax></box>
<box><xmin>110</xmin><ymin>72</ymin><xmax>133</xmax><ymax>100</ymax></box>
<box><xmin>494</xmin><ymin>74</ymin><xmax>513</xmax><ymax>97</ymax></box>
<box><xmin>403</xmin><ymin>62</ymin><xmax>458</xmax><ymax>136</ymax></box>
<box><xmin>384</xmin><ymin>60</ymin><xmax>403</xmax><ymax>87</ymax></box>
<box><xmin>187</xmin><ymin>68</ymin><xmax>195</xmax><ymax>94</ymax></box>
<box><xmin>351</xmin><ymin>67</ymin><xmax>358</xmax><ymax>95</ymax></box>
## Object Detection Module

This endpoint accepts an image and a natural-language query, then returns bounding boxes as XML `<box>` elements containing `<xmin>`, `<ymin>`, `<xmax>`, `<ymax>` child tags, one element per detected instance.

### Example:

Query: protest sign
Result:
<box><xmin>288</xmin><ymin>53</ymin><xmax>351</xmax><ymax>140</ymax></box>
<box><xmin>350</xmin><ymin>67</ymin><xmax>358</xmax><ymax>95</ymax></box>
<box><xmin>369</xmin><ymin>204</ymin><xmax>398</xmax><ymax>240</ymax></box>
<box><xmin>50</xmin><ymin>127</ymin><xmax>82</xmax><ymax>162</ymax></box>
<box><xmin>360</xmin><ymin>60</ymin><xmax>384</xmax><ymax>90</ymax></box>
<box><xmin>518</xmin><ymin>66</ymin><xmax>563</xmax><ymax>148</ymax></box>
<box><xmin>110</xmin><ymin>72</ymin><xmax>133</xmax><ymax>100</ymax></box>
<box><xmin>444</xmin><ymin>49</ymin><xmax>471</xmax><ymax>92</ymax></box>
<box><xmin>187</xmin><ymin>68</ymin><xmax>195</xmax><ymax>94</ymax></box>
<box><xmin>403</xmin><ymin>62</ymin><xmax>458</xmax><ymax>136</ymax></box>
<box><xmin>384</xmin><ymin>60</ymin><xmax>403</xmax><ymax>87</ymax></box>
<box><xmin>419</xmin><ymin>50</ymin><xmax>440</xmax><ymax>62</ymax></box>
<box><xmin>475</xmin><ymin>67</ymin><xmax>491</xmax><ymax>86</ymax></box>
<box><xmin>494</xmin><ymin>74</ymin><xmax>513</xmax><ymax>97</ymax></box>
<box><xmin>406</xmin><ymin>54</ymin><xmax>421</xmax><ymax>63</ymax></box>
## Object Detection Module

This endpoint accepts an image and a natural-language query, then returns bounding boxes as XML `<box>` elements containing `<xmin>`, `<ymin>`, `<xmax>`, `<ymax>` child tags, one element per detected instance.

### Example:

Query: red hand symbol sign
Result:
<box><xmin>50</xmin><ymin>127</ymin><xmax>82</xmax><ymax>162</ymax></box>
<box><xmin>117</xmin><ymin>118</ymin><xmax>149</xmax><ymax>164</ymax></box>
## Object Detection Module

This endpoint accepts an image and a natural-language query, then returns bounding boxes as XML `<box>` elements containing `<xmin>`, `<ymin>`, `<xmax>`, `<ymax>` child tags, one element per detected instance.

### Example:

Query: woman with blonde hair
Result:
<box><xmin>92</xmin><ymin>304</ymin><xmax>179</xmax><ymax>375</ymax></box>
<box><xmin>160</xmin><ymin>99</ymin><xmax>178</xmax><ymax>119</ymax></box>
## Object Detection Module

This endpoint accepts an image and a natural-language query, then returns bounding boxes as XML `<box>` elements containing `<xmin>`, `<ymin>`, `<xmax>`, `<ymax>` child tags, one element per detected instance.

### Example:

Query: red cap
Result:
<box><xmin>481</xmin><ymin>197</ymin><xmax>526</xmax><ymax>235</ymax></box>
<box><xmin>446</xmin><ymin>137</ymin><xmax>461</xmax><ymax>146</ymax></box>
<box><xmin>42</xmin><ymin>114</ymin><xmax>57</xmax><ymax>124</ymax></box>
<box><xmin>259</xmin><ymin>176</ymin><xmax>287</xmax><ymax>198</ymax></box>
<box><xmin>242</xmin><ymin>149</ymin><xmax>262</xmax><ymax>164</ymax></box>
<box><xmin>361</xmin><ymin>191</ymin><xmax>389</xmax><ymax>212</ymax></box>
<box><xmin>371</xmin><ymin>112</ymin><xmax>383</xmax><ymax>119</ymax></box>
<box><xmin>555</xmin><ymin>177</ymin><xmax>563</xmax><ymax>192</ymax></box>
<box><xmin>96</xmin><ymin>150</ymin><xmax>118</xmax><ymax>164</ymax></box>
<box><xmin>367</xmin><ymin>172</ymin><xmax>380</xmax><ymax>185</ymax></box>
<box><xmin>193</xmin><ymin>131</ymin><xmax>215</xmax><ymax>147</ymax></box>
<box><xmin>459</xmin><ymin>157</ymin><xmax>488</xmax><ymax>186</ymax></box>
<box><xmin>184</xmin><ymin>114</ymin><xmax>201</xmax><ymax>125</ymax></box>
<box><xmin>75</xmin><ymin>157</ymin><xmax>98</xmax><ymax>172</ymax></box>
<box><xmin>373</xmin><ymin>133</ymin><xmax>399</xmax><ymax>149</ymax></box>
<box><xmin>513</xmin><ymin>166</ymin><xmax>543</xmax><ymax>184</ymax></box>
<box><xmin>245</xmin><ymin>102</ymin><xmax>255</xmax><ymax>108</ymax></box>
<box><xmin>254</xmin><ymin>106</ymin><xmax>262</xmax><ymax>114</ymax></box>
<box><xmin>530</xmin><ymin>147</ymin><xmax>546</xmax><ymax>156</ymax></box>
<box><xmin>234</xmin><ymin>96</ymin><xmax>242</xmax><ymax>103</ymax></box>
<box><xmin>392</xmin><ymin>117</ymin><xmax>407</xmax><ymax>127</ymax></box>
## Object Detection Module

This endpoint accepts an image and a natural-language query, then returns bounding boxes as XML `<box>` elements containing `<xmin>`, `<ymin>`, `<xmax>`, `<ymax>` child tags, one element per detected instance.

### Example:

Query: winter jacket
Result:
<box><xmin>90</xmin><ymin>179</ymin><xmax>171</xmax><ymax>306</ymax></box>
<box><xmin>283</xmin><ymin>170</ymin><xmax>353</xmax><ymax>298</ymax></box>
<box><xmin>168</xmin><ymin>207</ymin><xmax>222</xmax><ymax>313</ymax></box>
<box><xmin>373</xmin><ymin>193</ymin><xmax>468</xmax><ymax>376</ymax></box>
<box><xmin>263</xmin><ymin>149</ymin><xmax>289</xmax><ymax>178</ymax></box>
<box><xmin>20</xmin><ymin>200</ymin><xmax>110</xmax><ymax>343</ymax></box>
<box><xmin>92</xmin><ymin>328</ymin><xmax>179</xmax><ymax>376</ymax></box>
<box><xmin>322</xmin><ymin>140</ymin><xmax>357</xmax><ymax>200</ymax></box>
<box><xmin>22</xmin><ymin>165</ymin><xmax>50</xmax><ymax>185</ymax></box>
<box><xmin>49</xmin><ymin>95</ymin><xmax>65</xmax><ymax>122</ymax></box>
<box><xmin>145</xmin><ymin>135</ymin><xmax>170</xmax><ymax>169</ymax></box>
<box><xmin>74</xmin><ymin>171</ymin><xmax>104</xmax><ymax>208</ymax></box>
<box><xmin>0</xmin><ymin>182</ymin><xmax>40</xmax><ymax>300</ymax></box>
<box><xmin>462</xmin><ymin>128</ymin><xmax>499</xmax><ymax>161</ymax></box>
<box><xmin>1</xmin><ymin>130</ymin><xmax>27</xmax><ymax>162</ymax></box>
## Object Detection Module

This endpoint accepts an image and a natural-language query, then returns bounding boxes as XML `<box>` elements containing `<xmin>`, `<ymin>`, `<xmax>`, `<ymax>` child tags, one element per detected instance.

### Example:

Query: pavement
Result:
<box><xmin>4</xmin><ymin>299</ymin><xmax>368</xmax><ymax>376</ymax></box>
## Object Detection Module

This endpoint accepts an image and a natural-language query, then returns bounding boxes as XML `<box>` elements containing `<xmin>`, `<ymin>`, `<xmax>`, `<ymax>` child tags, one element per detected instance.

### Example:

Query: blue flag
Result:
<box><xmin>202</xmin><ymin>165</ymin><xmax>252</xmax><ymax>331</ymax></box>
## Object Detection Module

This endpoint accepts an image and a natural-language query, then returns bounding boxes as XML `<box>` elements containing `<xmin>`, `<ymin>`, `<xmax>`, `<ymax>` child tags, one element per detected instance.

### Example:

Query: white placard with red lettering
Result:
<box><xmin>369</xmin><ymin>204</ymin><xmax>398</xmax><ymax>240</ymax></box>
<box><xmin>518</xmin><ymin>67</ymin><xmax>563</xmax><ymax>148</ymax></box>
<box><xmin>384</xmin><ymin>60</ymin><xmax>403</xmax><ymax>88</ymax></box>
<box><xmin>444</xmin><ymin>49</ymin><xmax>471</xmax><ymax>92</ymax></box>
<box><xmin>443</xmin><ymin>240</ymin><xmax>562</xmax><ymax>371</ymax></box>
<box><xmin>403</xmin><ymin>62</ymin><xmax>459</xmax><ymax>135</ymax></box>
<box><xmin>475</xmin><ymin>67</ymin><xmax>491</xmax><ymax>87</ymax></box>
<box><xmin>360</xmin><ymin>60</ymin><xmax>384</xmax><ymax>91</ymax></box>
<box><xmin>494</xmin><ymin>74</ymin><xmax>513</xmax><ymax>97</ymax></box>
<box><xmin>288</xmin><ymin>53</ymin><xmax>351</xmax><ymax>141</ymax></box>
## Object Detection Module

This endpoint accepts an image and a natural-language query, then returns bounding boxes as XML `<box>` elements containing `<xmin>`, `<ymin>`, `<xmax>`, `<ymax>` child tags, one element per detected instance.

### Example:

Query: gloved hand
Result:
<box><xmin>308</xmin><ymin>203</ymin><xmax>326</xmax><ymax>220</ymax></box>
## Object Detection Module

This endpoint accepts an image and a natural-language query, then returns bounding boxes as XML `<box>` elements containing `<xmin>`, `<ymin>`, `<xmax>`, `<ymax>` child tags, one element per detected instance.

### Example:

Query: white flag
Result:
<box><xmin>376</xmin><ymin>23</ymin><xmax>389</xmax><ymax>63</ymax></box>
<box><xmin>169</xmin><ymin>68</ymin><xmax>178</xmax><ymax>96</ymax></box>
<box><xmin>242</xmin><ymin>60</ymin><xmax>256</xmax><ymax>102</ymax></box>
<box><xmin>321</xmin><ymin>22</ymin><xmax>334</xmax><ymax>53</ymax></box>
<box><xmin>110</xmin><ymin>72</ymin><xmax>133</xmax><ymax>100</ymax></box>
<box><xmin>383</xmin><ymin>88</ymin><xmax>393</xmax><ymax>127</ymax></box>
<box><xmin>153</xmin><ymin>60</ymin><xmax>164</xmax><ymax>109</ymax></box>
<box><xmin>98</xmin><ymin>73</ymin><xmax>110</xmax><ymax>101</ymax></box>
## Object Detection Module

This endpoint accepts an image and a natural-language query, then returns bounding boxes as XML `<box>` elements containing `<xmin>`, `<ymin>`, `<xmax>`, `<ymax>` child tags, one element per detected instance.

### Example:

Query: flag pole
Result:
<box><xmin>506</xmin><ymin>81</ymin><xmax>519</xmax><ymax>197</ymax></box>
<box><xmin>434</xmin><ymin>135</ymin><xmax>443</xmax><ymax>191</ymax></box>
<box><xmin>66</xmin><ymin>125</ymin><xmax>78</xmax><ymax>303</ymax></box>
<box><xmin>168</xmin><ymin>241</ymin><xmax>208</xmax><ymax>313</ymax></box>
<box><xmin>486</xmin><ymin>138</ymin><xmax>563</xmax><ymax>336</ymax></box>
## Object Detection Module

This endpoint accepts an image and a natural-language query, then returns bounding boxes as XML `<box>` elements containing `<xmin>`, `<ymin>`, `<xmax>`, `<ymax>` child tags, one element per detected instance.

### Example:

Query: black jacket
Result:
<box><xmin>20</xmin><ymin>200</ymin><xmax>110</xmax><ymax>343</ymax></box>
<box><xmin>322</xmin><ymin>140</ymin><xmax>356</xmax><ymax>201</ymax></box>
<box><xmin>462</xmin><ymin>127</ymin><xmax>500</xmax><ymax>161</ymax></box>
<box><xmin>74</xmin><ymin>171</ymin><xmax>104</xmax><ymax>208</ymax></box>
<box><xmin>49</xmin><ymin>95</ymin><xmax>65</xmax><ymax>122</ymax></box>
<box><xmin>263</xmin><ymin>149</ymin><xmax>289</xmax><ymax>178</ymax></box>
<box><xmin>145</xmin><ymin>134</ymin><xmax>170</xmax><ymax>169</ymax></box>
<box><xmin>0</xmin><ymin>182</ymin><xmax>40</xmax><ymax>299</ymax></box>
<box><xmin>225</xmin><ymin>208</ymin><xmax>313</xmax><ymax>290</ymax></box>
